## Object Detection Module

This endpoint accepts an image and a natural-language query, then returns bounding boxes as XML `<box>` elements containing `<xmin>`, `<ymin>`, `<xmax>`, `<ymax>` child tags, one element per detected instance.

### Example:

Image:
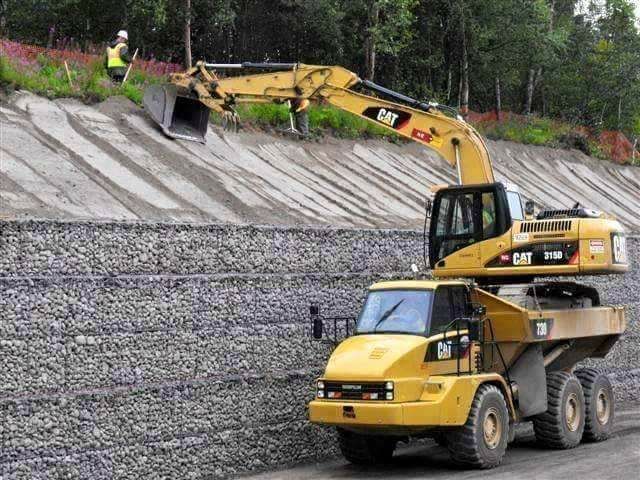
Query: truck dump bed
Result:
<box><xmin>475</xmin><ymin>283</ymin><xmax>625</xmax><ymax>371</ymax></box>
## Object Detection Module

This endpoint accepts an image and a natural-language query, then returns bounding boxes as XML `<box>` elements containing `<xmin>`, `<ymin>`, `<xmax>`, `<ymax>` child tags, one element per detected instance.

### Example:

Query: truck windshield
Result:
<box><xmin>356</xmin><ymin>290</ymin><xmax>434</xmax><ymax>335</ymax></box>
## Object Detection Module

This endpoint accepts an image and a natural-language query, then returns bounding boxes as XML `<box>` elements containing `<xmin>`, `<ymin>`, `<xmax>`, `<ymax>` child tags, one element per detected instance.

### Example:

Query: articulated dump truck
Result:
<box><xmin>308</xmin><ymin>280</ymin><xmax>625</xmax><ymax>469</ymax></box>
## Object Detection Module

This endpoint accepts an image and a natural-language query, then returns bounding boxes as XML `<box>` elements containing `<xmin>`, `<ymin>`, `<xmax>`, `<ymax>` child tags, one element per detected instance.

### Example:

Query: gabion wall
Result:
<box><xmin>1</xmin><ymin>221</ymin><xmax>637</xmax><ymax>479</ymax></box>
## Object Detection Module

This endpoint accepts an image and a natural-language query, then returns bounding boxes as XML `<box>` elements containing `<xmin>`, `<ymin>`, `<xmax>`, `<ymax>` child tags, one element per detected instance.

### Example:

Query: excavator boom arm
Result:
<box><xmin>145</xmin><ymin>62</ymin><xmax>494</xmax><ymax>185</ymax></box>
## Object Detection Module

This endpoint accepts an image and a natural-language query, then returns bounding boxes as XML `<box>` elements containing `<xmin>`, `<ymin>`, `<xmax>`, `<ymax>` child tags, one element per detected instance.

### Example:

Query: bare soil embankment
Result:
<box><xmin>1</xmin><ymin>91</ymin><xmax>639</xmax><ymax>231</ymax></box>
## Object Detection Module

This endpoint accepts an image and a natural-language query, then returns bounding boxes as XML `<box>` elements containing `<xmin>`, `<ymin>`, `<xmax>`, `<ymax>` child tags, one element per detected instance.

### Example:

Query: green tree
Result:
<box><xmin>342</xmin><ymin>0</ymin><xmax>416</xmax><ymax>81</ymax></box>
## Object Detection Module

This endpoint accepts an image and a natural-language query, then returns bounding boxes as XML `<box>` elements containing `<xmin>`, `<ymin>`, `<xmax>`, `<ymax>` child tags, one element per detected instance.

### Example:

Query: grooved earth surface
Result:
<box><xmin>0</xmin><ymin>221</ymin><xmax>638</xmax><ymax>479</ymax></box>
<box><xmin>2</xmin><ymin>91</ymin><xmax>640</xmax><ymax>230</ymax></box>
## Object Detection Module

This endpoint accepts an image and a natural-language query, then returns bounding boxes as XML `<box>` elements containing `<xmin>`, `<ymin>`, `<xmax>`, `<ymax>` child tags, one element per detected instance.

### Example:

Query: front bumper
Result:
<box><xmin>309</xmin><ymin>375</ymin><xmax>487</xmax><ymax>428</ymax></box>
<box><xmin>310</xmin><ymin>374</ymin><xmax>514</xmax><ymax>431</ymax></box>
<box><xmin>310</xmin><ymin>395</ymin><xmax>468</xmax><ymax>428</ymax></box>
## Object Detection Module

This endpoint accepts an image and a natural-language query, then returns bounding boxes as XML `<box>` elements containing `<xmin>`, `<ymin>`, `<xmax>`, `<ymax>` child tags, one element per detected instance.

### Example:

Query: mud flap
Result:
<box><xmin>508</xmin><ymin>344</ymin><xmax>547</xmax><ymax>417</ymax></box>
<box><xmin>143</xmin><ymin>84</ymin><xmax>210</xmax><ymax>143</ymax></box>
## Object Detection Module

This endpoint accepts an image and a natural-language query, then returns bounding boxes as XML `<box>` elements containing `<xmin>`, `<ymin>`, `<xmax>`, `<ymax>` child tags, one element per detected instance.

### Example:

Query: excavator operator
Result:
<box><xmin>482</xmin><ymin>193</ymin><xmax>496</xmax><ymax>237</ymax></box>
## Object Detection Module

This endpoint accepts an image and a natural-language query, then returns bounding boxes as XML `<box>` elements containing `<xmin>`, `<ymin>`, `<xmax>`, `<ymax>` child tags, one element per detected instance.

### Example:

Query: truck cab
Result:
<box><xmin>309</xmin><ymin>280</ymin><xmax>491</xmax><ymax>434</ymax></box>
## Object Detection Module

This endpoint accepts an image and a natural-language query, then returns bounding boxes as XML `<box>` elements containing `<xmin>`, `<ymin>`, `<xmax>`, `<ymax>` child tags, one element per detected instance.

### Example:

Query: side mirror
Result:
<box><xmin>312</xmin><ymin>317</ymin><xmax>323</xmax><ymax>339</ymax></box>
<box><xmin>310</xmin><ymin>305</ymin><xmax>322</xmax><ymax>339</ymax></box>
<box><xmin>525</xmin><ymin>200</ymin><xmax>535</xmax><ymax>216</ymax></box>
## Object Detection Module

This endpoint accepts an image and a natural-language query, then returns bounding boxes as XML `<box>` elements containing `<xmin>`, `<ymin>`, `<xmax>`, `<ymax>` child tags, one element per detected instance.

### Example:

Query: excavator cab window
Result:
<box><xmin>430</xmin><ymin>183</ymin><xmax>512</xmax><ymax>268</ymax></box>
<box><xmin>506</xmin><ymin>191</ymin><xmax>525</xmax><ymax>221</ymax></box>
<box><xmin>432</xmin><ymin>192</ymin><xmax>478</xmax><ymax>261</ymax></box>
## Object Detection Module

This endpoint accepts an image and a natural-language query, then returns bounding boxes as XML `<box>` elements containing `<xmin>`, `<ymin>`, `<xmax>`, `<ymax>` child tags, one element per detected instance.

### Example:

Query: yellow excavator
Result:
<box><xmin>143</xmin><ymin>61</ymin><xmax>629</xmax><ymax>284</ymax></box>
<box><xmin>143</xmin><ymin>62</ymin><xmax>629</xmax><ymax>469</ymax></box>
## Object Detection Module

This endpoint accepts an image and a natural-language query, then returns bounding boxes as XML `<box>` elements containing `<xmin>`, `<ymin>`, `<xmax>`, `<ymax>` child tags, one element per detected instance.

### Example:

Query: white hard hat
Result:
<box><xmin>117</xmin><ymin>30</ymin><xmax>128</xmax><ymax>40</ymax></box>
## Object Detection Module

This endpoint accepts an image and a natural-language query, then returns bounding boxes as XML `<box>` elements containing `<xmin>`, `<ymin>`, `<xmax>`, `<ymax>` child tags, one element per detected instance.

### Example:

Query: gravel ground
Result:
<box><xmin>244</xmin><ymin>402</ymin><xmax>640</xmax><ymax>480</ymax></box>
<box><xmin>0</xmin><ymin>220</ymin><xmax>637</xmax><ymax>479</ymax></box>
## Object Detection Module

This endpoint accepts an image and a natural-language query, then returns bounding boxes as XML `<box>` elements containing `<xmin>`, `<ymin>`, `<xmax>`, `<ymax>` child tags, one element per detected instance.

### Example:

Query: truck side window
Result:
<box><xmin>430</xmin><ymin>287</ymin><xmax>452</xmax><ymax>334</ymax></box>
<box><xmin>450</xmin><ymin>287</ymin><xmax>469</xmax><ymax>320</ymax></box>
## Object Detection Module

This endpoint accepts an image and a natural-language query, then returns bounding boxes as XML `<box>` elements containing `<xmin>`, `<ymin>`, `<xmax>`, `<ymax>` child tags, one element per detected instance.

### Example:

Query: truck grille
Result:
<box><xmin>324</xmin><ymin>381</ymin><xmax>386</xmax><ymax>400</ymax></box>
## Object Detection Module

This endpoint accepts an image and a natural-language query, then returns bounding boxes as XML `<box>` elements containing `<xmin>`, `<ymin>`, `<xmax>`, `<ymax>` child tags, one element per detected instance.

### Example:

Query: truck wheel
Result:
<box><xmin>575</xmin><ymin>368</ymin><xmax>614</xmax><ymax>442</ymax></box>
<box><xmin>337</xmin><ymin>428</ymin><xmax>397</xmax><ymax>465</ymax></box>
<box><xmin>446</xmin><ymin>384</ymin><xmax>509</xmax><ymax>469</ymax></box>
<box><xmin>533</xmin><ymin>372</ymin><xmax>585</xmax><ymax>449</ymax></box>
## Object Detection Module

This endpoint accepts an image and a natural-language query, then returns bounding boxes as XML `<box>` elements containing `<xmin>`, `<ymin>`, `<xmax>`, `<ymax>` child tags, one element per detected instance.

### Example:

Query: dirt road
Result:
<box><xmin>244</xmin><ymin>402</ymin><xmax>640</xmax><ymax>480</ymax></box>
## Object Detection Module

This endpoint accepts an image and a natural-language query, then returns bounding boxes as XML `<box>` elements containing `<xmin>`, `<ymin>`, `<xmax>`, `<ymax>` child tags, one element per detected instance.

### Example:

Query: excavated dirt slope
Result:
<box><xmin>1</xmin><ymin>91</ymin><xmax>640</xmax><ymax>230</ymax></box>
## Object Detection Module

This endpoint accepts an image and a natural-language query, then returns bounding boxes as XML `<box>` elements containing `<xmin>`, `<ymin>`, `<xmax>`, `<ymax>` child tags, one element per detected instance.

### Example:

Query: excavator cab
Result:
<box><xmin>430</xmin><ymin>183</ymin><xmax>628</xmax><ymax>282</ymax></box>
<box><xmin>430</xmin><ymin>182</ymin><xmax>520</xmax><ymax>270</ymax></box>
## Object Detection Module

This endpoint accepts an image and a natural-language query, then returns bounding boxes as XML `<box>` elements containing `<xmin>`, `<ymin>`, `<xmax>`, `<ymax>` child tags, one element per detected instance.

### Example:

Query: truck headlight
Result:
<box><xmin>385</xmin><ymin>381</ymin><xmax>394</xmax><ymax>400</ymax></box>
<box><xmin>317</xmin><ymin>380</ymin><xmax>325</xmax><ymax>398</ymax></box>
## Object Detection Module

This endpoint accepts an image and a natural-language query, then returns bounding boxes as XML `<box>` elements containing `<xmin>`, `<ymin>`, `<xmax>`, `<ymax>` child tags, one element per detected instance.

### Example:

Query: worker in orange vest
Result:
<box><xmin>105</xmin><ymin>30</ymin><xmax>132</xmax><ymax>83</ymax></box>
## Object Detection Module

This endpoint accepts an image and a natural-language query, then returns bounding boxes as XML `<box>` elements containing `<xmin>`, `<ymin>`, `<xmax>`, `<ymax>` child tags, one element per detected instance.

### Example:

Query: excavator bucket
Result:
<box><xmin>143</xmin><ymin>84</ymin><xmax>210</xmax><ymax>143</ymax></box>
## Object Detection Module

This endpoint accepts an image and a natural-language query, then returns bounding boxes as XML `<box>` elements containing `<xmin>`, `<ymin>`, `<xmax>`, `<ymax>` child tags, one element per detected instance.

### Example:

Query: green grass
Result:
<box><xmin>0</xmin><ymin>55</ymin><xmax>74</xmax><ymax>97</ymax></box>
<box><xmin>476</xmin><ymin>116</ymin><xmax>573</xmax><ymax>147</ymax></box>
<box><xmin>230</xmin><ymin>103</ymin><xmax>399</xmax><ymax>140</ymax></box>
<box><xmin>0</xmin><ymin>54</ymin><xmax>156</xmax><ymax>105</ymax></box>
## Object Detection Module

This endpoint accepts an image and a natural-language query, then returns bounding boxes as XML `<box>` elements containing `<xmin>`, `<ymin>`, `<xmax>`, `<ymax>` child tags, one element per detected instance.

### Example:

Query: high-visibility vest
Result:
<box><xmin>483</xmin><ymin>209</ymin><xmax>494</xmax><ymax>226</ymax></box>
<box><xmin>107</xmin><ymin>43</ymin><xmax>127</xmax><ymax>69</ymax></box>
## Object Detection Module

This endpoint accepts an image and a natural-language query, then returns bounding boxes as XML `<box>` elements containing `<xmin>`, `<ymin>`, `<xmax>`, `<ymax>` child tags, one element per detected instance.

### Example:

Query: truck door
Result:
<box><xmin>427</xmin><ymin>286</ymin><xmax>471</xmax><ymax>373</ymax></box>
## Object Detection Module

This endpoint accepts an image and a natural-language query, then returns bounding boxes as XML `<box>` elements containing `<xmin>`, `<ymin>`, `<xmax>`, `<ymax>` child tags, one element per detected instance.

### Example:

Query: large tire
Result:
<box><xmin>337</xmin><ymin>428</ymin><xmax>397</xmax><ymax>465</ymax></box>
<box><xmin>533</xmin><ymin>372</ymin><xmax>585</xmax><ymax>449</ymax></box>
<box><xmin>575</xmin><ymin>368</ymin><xmax>615</xmax><ymax>442</ymax></box>
<box><xmin>446</xmin><ymin>384</ymin><xmax>509</xmax><ymax>469</ymax></box>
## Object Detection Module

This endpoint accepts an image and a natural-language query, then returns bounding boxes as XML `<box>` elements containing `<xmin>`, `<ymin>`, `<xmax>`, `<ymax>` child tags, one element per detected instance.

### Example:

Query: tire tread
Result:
<box><xmin>533</xmin><ymin>372</ymin><xmax>584</xmax><ymax>449</ymax></box>
<box><xmin>446</xmin><ymin>384</ymin><xmax>508</xmax><ymax>469</ymax></box>
<box><xmin>576</xmin><ymin>367</ymin><xmax>614</xmax><ymax>442</ymax></box>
